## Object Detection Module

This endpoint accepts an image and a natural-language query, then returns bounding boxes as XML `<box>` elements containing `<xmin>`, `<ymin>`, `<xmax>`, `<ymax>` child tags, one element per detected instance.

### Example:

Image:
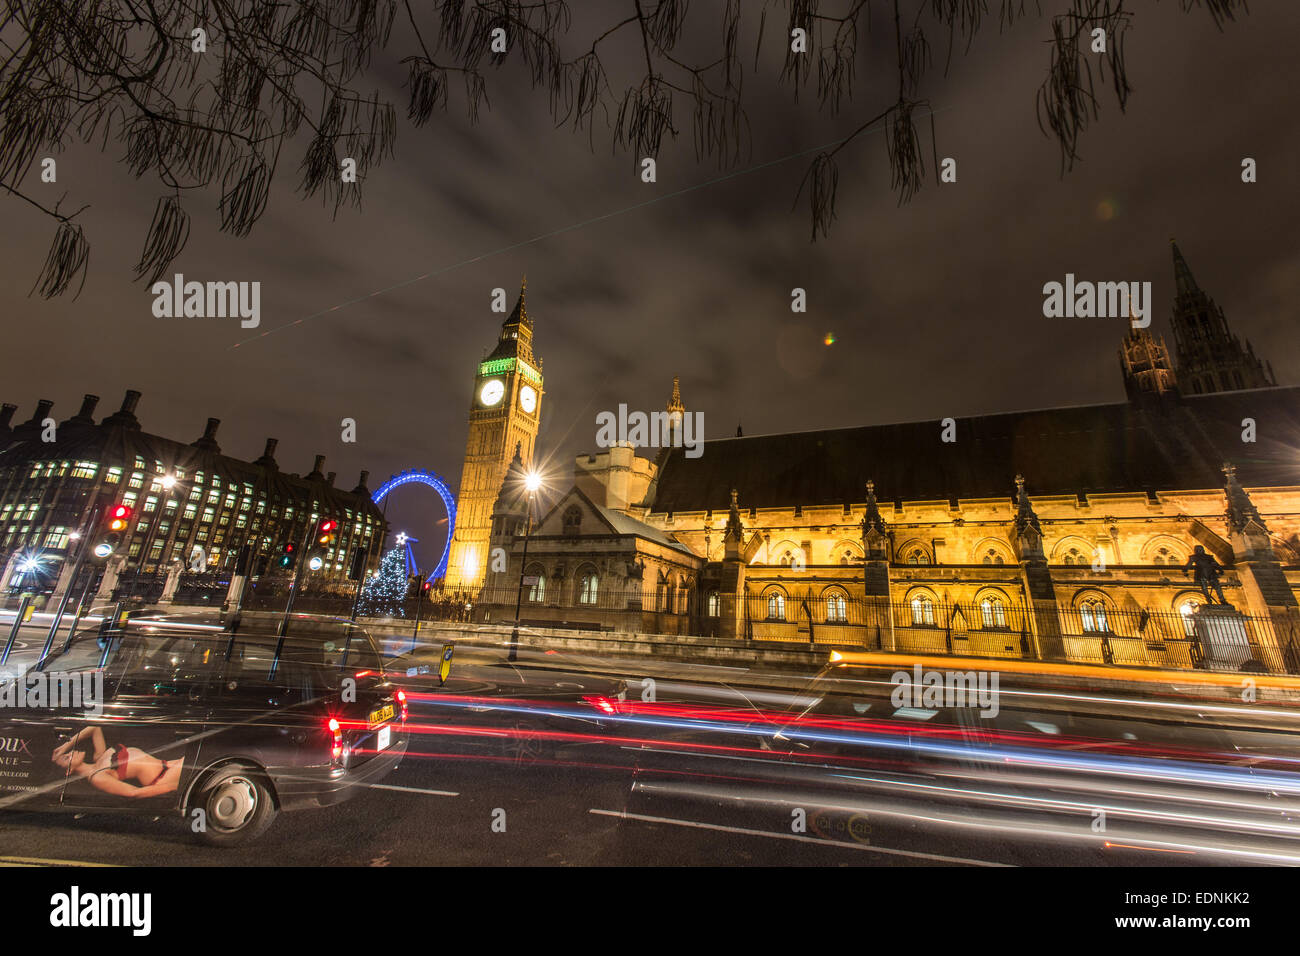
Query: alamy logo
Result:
<box><xmin>1042</xmin><ymin>274</ymin><xmax>1151</xmax><ymax>328</ymax></box>
<box><xmin>50</xmin><ymin>886</ymin><xmax>151</xmax><ymax>936</ymax></box>
<box><xmin>0</xmin><ymin>670</ymin><xmax>104</xmax><ymax>716</ymax></box>
<box><xmin>891</xmin><ymin>665</ymin><xmax>1000</xmax><ymax>717</ymax></box>
<box><xmin>595</xmin><ymin>404</ymin><xmax>704</xmax><ymax>459</ymax></box>
<box><xmin>151</xmin><ymin>273</ymin><xmax>261</xmax><ymax>328</ymax></box>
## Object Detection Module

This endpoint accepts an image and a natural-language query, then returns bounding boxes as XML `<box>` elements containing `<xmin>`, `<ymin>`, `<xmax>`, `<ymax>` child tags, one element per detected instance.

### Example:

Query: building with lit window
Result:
<box><xmin>474</xmin><ymin>243</ymin><xmax>1300</xmax><ymax>672</ymax></box>
<box><xmin>0</xmin><ymin>389</ymin><xmax>386</xmax><ymax>607</ymax></box>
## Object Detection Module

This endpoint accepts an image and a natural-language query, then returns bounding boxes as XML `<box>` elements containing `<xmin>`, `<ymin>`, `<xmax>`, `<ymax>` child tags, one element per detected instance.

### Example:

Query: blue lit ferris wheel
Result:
<box><xmin>372</xmin><ymin>469</ymin><xmax>457</xmax><ymax>581</ymax></box>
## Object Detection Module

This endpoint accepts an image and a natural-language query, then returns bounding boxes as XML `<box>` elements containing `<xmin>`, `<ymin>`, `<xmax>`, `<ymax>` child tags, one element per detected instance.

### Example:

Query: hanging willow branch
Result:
<box><xmin>31</xmin><ymin>220</ymin><xmax>89</xmax><ymax>299</ymax></box>
<box><xmin>0</xmin><ymin>0</ymin><xmax>1256</xmax><ymax>288</ymax></box>
<box><xmin>134</xmin><ymin>195</ymin><xmax>191</xmax><ymax>286</ymax></box>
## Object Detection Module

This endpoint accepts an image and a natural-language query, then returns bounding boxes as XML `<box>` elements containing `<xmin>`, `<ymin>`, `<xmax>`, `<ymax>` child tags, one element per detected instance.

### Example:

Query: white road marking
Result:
<box><xmin>589</xmin><ymin>808</ymin><xmax>1008</xmax><ymax>866</ymax></box>
<box><xmin>368</xmin><ymin>783</ymin><xmax>459</xmax><ymax>797</ymax></box>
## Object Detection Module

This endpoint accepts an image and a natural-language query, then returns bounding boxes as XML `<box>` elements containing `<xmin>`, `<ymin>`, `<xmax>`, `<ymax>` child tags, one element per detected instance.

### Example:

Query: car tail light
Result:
<box><xmin>396</xmin><ymin>688</ymin><xmax>408</xmax><ymax>722</ymax></box>
<box><xmin>328</xmin><ymin>717</ymin><xmax>343</xmax><ymax>763</ymax></box>
<box><xmin>582</xmin><ymin>695</ymin><xmax>617</xmax><ymax>715</ymax></box>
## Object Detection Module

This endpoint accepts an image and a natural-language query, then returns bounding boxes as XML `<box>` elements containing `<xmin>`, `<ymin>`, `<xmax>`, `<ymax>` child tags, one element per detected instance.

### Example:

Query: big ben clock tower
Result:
<box><xmin>444</xmin><ymin>279</ymin><xmax>544</xmax><ymax>590</ymax></box>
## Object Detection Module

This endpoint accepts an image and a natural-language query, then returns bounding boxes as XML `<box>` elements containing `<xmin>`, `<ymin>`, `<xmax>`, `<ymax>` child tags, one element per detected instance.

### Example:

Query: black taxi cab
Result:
<box><xmin>0</xmin><ymin>614</ymin><xmax>408</xmax><ymax>845</ymax></box>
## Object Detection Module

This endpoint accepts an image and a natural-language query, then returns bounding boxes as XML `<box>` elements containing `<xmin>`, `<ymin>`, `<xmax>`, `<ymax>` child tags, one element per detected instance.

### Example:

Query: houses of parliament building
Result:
<box><xmin>452</xmin><ymin>243</ymin><xmax>1300</xmax><ymax>671</ymax></box>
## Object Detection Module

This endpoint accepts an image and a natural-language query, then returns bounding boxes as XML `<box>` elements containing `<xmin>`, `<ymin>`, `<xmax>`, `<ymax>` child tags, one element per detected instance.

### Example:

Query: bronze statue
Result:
<box><xmin>1182</xmin><ymin>545</ymin><xmax>1228</xmax><ymax>606</ymax></box>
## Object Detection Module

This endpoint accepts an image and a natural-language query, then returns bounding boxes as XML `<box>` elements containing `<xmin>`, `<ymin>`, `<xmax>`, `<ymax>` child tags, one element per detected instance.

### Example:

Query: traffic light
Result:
<box><xmin>107</xmin><ymin>503</ymin><xmax>133</xmax><ymax>532</ymax></box>
<box><xmin>316</xmin><ymin>517</ymin><xmax>338</xmax><ymax>548</ymax></box>
<box><xmin>347</xmin><ymin>546</ymin><xmax>366</xmax><ymax>581</ymax></box>
<box><xmin>278</xmin><ymin>541</ymin><xmax>297</xmax><ymax>569</ymax></box>
<box><xmin>92</xmin><ymin>503</ymin><xmax>133</xmax><ymax>559</ymax></box>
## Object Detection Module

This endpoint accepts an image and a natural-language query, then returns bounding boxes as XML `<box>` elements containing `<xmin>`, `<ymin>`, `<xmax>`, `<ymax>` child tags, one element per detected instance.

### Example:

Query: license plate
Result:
<box><xmin>368</xmin><ymin>704</ymin><xmax>394</xmax><ymax>728</ymax></box>
<box><xmin>376</xmin><ymin>725</ymin><xmax>391</xmax><ymax>751</ymax></box>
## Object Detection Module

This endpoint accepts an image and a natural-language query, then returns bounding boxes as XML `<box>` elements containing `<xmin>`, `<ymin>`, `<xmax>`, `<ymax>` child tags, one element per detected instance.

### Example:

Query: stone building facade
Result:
<box><xmin>471</xmin><ymin>244</ymin><xmax>1300</xmax><ymax>670</ymax></box>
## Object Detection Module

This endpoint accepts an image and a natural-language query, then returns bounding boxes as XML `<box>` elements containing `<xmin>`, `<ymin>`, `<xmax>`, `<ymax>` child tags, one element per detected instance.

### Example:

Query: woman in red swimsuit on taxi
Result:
<box><xmin>51</xmin><ymin>726</ymin><xmax>182</xmax><ymax>798</ymax></box>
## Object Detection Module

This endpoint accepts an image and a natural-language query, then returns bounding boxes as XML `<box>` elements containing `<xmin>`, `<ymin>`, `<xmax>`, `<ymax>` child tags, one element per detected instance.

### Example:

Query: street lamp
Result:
<box><xmin>509</xmin><ymin>469</ymin><xmax>543</xmax><ymax>663</ymax></box>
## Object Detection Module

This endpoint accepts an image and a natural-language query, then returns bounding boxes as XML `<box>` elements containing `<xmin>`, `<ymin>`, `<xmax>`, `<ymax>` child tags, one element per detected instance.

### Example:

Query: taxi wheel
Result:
<box><xmin>192</xmin><ymin>764</ymin><xmax>278</xmax><ymax>847</ymax></box>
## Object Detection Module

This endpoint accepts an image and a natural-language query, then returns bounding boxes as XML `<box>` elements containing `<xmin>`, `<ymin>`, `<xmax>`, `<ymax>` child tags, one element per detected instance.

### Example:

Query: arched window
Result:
<box><xmin>905</xmin><ymin>548</ymin><xmax>930</xmax><ymax>565</ymax></box>
<box><xmin>707</xmin><ymin>592</ymin><xmax>720</xmax><ymax>617</ymax></box>
<box><xmin>766</xmin><ymin>590</ymin><xmax>786</xmax><ymax>621</ymax></box>
<box><xmin>526</xmin><ymin>567</ymin><xmax>546</xmax><ymax>603</ymax></box>
<box><xmin>1078</xmin><ymin>597</ymin><xmax>1108</xmax><ymax>633</ymax></box>
<box><xmin>980</xmin><ymin>596</ymin><xmax>1007</xmax><ymax>629</ymax></box>
<box><xmin>910</xmin><ymin>595</ymin><xmax>935</xmax><ymax>626</ymax></box>
<box><xmin>779</xmin><ymin>551</ymin><xmax>794</xmax><ymax>567</ymax></box>
<box><xmin>579</xmin><ymin>571</ymin><xmax>599</xmax><ymax>605</ymax></box>
<box><xmin>840</xmin><ymin>551</ymin><xmax>852</xmax><ymax>565</ymax></box>
<box><xmin>825</xmin><ymin>591</ymin><xmax>848</xmax><ymax>623</ymax></box>
<box><xmin>563</xmin><ymin>506</ymin><xmax>582</xmax><ymax>536</ymax></box>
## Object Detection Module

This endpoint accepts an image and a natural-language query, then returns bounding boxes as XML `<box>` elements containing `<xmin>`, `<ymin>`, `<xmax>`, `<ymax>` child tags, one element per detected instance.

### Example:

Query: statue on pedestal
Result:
<box><xmin>1183</xmin><ymin>545</ymin><xmax>1229</xmax><ymax>606</ymax></box>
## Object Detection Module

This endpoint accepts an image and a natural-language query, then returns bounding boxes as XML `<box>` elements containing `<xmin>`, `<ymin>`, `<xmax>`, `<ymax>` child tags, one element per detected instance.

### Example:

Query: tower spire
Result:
<box><xmin>1170</xmin><ymin>238</ymin><xmax>1199</xmax><ymax>297</ymax></box>
<box><xmin>1165</xmin><ymin>239</ymin><xmax>1275</xmax><ymax>395</ymax></box>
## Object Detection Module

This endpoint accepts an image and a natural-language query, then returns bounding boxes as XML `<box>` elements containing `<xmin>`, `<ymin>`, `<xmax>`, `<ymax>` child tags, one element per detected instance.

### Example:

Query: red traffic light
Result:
<box><xmin>107</xmin><ymin>503</ymin><xmax>133</xmax><ymax>531</ymax></box>
<box><xmin>317</xmin><ymin>517</ymin><xmax>338</xmax><ymax>546</ymax></box>
<box><xmin>284</xmin><ymin>543</ymin><xmax>296</xmax><ymax>553</ymax></box>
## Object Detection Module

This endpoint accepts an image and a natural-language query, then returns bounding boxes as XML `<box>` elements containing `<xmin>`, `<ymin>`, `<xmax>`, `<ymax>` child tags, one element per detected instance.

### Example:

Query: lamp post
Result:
<box><xmin>508</xmin><ymin>470</ymin><xmax>542</xmax><ymax>663</ymax></box>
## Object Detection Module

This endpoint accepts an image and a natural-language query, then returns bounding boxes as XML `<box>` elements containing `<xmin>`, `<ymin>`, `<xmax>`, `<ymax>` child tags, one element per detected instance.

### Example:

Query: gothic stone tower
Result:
<box><xmin>444</xmin><ymin>280</ymin><xmax>544</xmax><ymax>590</ymax></box>
<box><xmin>1168</xmin><ymin>240</ymin><xmax>1275</xmax><ymax>395</ymax></box>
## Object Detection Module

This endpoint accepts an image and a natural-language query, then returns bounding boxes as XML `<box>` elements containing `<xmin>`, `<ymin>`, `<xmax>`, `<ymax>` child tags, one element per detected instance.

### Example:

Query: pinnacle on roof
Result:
<box><xmin>1223</xmin><ymin>461</ymin><xmax>1268</xmax><ymax>535</ymax></box>
<box><xmin>667</xmin><ymin>376</ymin><xmax>683</xmax><ymax>414</ymax></box>
<box><xmin>504</xmin><ymin>275</ymin><xmax>530</xmax><ymax>331</ymax></box>
<box><xmin>1171</xmin><ymin>238</ymin><xmax>1200</xmax><ymax>298</ymax></box>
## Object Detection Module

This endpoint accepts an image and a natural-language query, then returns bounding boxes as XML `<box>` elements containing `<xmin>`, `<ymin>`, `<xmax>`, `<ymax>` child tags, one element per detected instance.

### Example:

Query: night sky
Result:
<box><xmin>1</xmin><ymin>2</ymin><xmax>1296</xmax><ymax>571</ymax></box>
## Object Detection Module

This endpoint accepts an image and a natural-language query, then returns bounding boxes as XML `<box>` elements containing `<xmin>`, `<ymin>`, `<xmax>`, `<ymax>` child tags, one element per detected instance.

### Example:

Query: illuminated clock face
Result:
<box><xmin>479</xmin><ymin>379</ymin><xmax>505</xmax><ymax>407</ymax></box>
<box><xmin>519</xmin><ymin>385</ymin><xmax>537</xmax><ymax>414</ymax></box>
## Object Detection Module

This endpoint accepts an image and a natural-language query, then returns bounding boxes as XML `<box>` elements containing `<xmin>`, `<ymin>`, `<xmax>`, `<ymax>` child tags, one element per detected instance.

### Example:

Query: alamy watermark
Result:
<box><xmin>0</xmin><ymin>669</ymin><xmax>104</xmax><ymax>716</ymax></box>
<box><xmin>595</xmin><ymin>404</ymin><xmax>704</xmax><ymax>459</ymax></box>
<box><xmin>891</xmin><ymin>665</ymin><xmax>999</xmax><ymax>718</ymax></box>
<box><xmin>151</xmin><ymin>273</ymin><xmax>261</xmax><ymax>328</ymax></box>
<box><xmin>1042</xmin><ymin>274</ymin><xmax>1151</xmax><ymax>328</ymax></box>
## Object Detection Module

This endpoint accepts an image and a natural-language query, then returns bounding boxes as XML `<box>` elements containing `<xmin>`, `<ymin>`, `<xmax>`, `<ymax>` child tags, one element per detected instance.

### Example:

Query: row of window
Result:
<box><xmin>526</xmin><ymin>572</ymin><xmax>599</xmax><ymax>605</ymax></box>
<box><xmin>771</xmin><ymin>545</ymin><xmax>1189</xmax><ymax>567</ymax></box>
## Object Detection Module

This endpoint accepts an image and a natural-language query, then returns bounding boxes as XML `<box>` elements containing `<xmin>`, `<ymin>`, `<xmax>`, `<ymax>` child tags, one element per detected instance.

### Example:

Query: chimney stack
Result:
<box><xmin>326</xmin><ymin>471</ymin><xmax>337</xmax><ymax>487</ymax></box>
<box><xmin>255</xmin><ymin>438</ymin><xmax>279</xmax><ymax>470</ymax></box>
<box><xmin>191</xmin><ymin>417</ymin><xmax>221</xmax><ymax>452</ymax></box>
<box><xmin>352</xmin><ymin>470</ymin><xmax>371</xmax><ymax>496</ymax></box>
<box><xmin>75</xmin><ymin>394</ymin><xmax>99</xmax><ymax>421</ymax></box>
<box><xmin>103</xmin><ymin>390</ymin><xmax>142</xmax><ymax>429</ymax></box>
<box><xmin>28</xmin><ymin>399</ymin><xmax>54</xmax><ymax>425</ymax></box>
<box><xmin>0</xmin><ymin>404</ymin><xmax>16</xmax><ymax>428</ymax></box>
<box><xmin>307</xmin><ymin>455</ymin><xmax>326</xmax><ymax>480</ymax></box>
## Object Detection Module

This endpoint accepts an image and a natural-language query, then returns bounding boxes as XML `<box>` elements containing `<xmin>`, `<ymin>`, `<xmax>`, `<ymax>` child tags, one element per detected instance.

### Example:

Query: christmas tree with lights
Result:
<box><xmin>357</xmin><ymin>545</ymin><xmax>408</xmax><ymax>618</ymax></box>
